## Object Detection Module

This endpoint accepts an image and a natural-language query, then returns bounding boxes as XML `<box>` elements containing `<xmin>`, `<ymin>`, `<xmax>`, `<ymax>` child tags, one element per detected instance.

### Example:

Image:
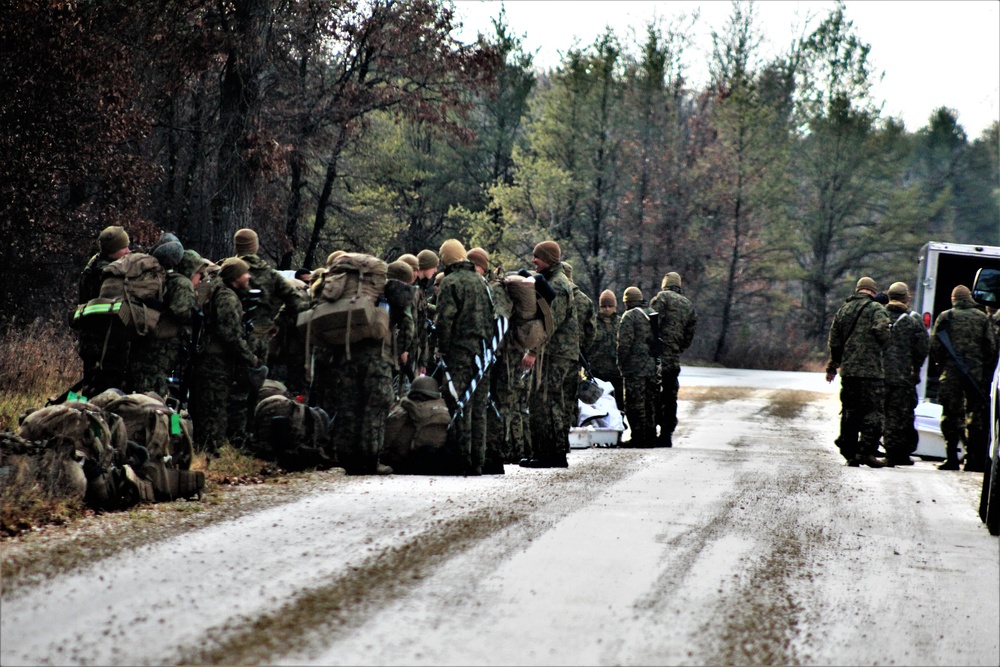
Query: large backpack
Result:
<box><xmin>296</xmin><ymin>253</ymin><xmax>390</xmax><ymax>354</ymax></box>
<box><xmin>15</xmin><ymin>401</ymin><xmax>151</xmax><ymax>509</ymax></box>
<box><xmin>102</xmin><ymin>393</ymin><xmax>202</xmax><ymax>501</ymax></box>
<box><xmin>73</xmin><ymin>253</ymin><xmax>167</xmax><ymax>338</ymax></box>
<box><xmin>381</xmin><ymin>396</ymin><xmax>451</xmax><ymax>472</ymax></box>
<box><xmin>502</xmin><ymin>273</ymin><xmax>552</xmax><ymax>350</ymax></box>
<box><xmin>252</xmin><ymin>394</ymin><xmax>332</xmax><ymax>470</ymax></box>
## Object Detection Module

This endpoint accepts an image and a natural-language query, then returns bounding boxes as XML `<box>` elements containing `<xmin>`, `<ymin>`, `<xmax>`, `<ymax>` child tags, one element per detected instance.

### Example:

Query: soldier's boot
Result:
<box><xmin>937</xmin><ymin>442</ymin><xmax>960</xmax><ymax>471</ymax></box>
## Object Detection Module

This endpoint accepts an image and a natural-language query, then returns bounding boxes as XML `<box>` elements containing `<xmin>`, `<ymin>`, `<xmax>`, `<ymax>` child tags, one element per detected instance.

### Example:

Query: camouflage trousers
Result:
<box><xmin>624</xmin><ymin>376</ymin><xmax>658</xmax><ymax>447</ymax></box>
<box><xmin>939</xmin><ymin>373</ymin><xmax>989</xmax><ymax>465</ymax></box>
<box><xmin>130</xmin><ymin>337</ymin><xmax>186</xmax><ymax>400</ymax></box>
<box><xmin>315</xmin><ymin>341</ymin><xmax>394</xmax><ymax>475</ymax></box>
<box><xmin>486</xmin><ymin>354</ymin><xmax>532</xmax><ymax>465</ymax></box>
<box><xmin>189</xmin><ymin>353</ymin><xmax>234</xmax><ymax>454</ymax></box>
<box><xmin>656</xmin><ymin>366</ymin><xmax>681</xmax><ymax>438</ymax></box>
<box><xmin>528</xmin><ymin>356</ymin><xmax>576</xmax><ymax>460</ymax></box>
<box><xmin>883</xmin><ymin>383</ymin><xmax>918</xmax><ymax>459</ymax></box>
<box><xmin>440</xmin><ymin>354</ymin><xmax>489</xmax><ymax>474</ymax></box>
<box><xmin>836</xmin><ymin>377</ymin><xmax>884</xmax><ymax>462</ymax></box>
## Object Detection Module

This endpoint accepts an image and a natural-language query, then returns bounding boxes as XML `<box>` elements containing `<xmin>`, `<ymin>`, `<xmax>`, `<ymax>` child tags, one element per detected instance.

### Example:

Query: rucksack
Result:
<box><xmin>73</xmin><ymin>253</ymin><xmax>166</xmax><ymax>337</ymax></box>
<box><xmin>16</xmin><ymin>401</ymin><xmax>152</xmax><ymax>509</ymax></box>
<box><xmin>102</xmin><ymin>393</ymin><xmax>202</xmax><ymax>501</ymax></box>
<box><xmin>502</xmin><ymin>273</ymin><xmax>553</xmax><ymax>350</ymax></box>
<box><xmin>381</xmin><ymin>396</ymin><xmax>451</xmax><ymax>472</ymax></box>
<box><xmin>252</xmin><ymin>394</ymin><xmax>332</xmax><ymax>470</ymax></box>
<box><xmin>296</xmin><ymin>253</ymin><xmax>390</xmax><ymax>354</ymax></box>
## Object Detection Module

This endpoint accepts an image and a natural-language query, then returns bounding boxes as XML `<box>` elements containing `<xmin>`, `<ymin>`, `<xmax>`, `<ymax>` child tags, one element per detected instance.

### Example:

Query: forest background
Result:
<box><xmin>2</xmin><ymin>0</ymin><xmax>998</xmax><ymax>370</ymax></box>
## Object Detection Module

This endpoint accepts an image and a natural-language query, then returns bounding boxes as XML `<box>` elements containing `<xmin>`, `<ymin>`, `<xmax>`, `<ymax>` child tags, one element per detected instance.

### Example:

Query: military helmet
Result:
<box><xmin>409</xmin><ymin>375</ymin><xmax>441</xmax><ymax>400</ymax></box>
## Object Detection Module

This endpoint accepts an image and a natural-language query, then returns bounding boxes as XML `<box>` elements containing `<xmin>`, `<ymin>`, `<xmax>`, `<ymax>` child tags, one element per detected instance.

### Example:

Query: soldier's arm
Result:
<box><xmin>912</xmin><ymin>322</ymin><xmax>930</xmax><ymax>377</ymax></box>
<box><xmin>681</xmin><ymin>304</ymin><xmax>697</xmax><ymax>351</ymax></box>
<box><xmin>826</xmin><ymin>314</ymin><xmax>844</xmax><ymax>377</ymax></box>
<box><xmin>616</xmin><ymin>312</ymin><xmax>635</xmax><ymax>370</ymax></box>
<box><xmin>928</xmin><ymin>313</ymin><xmax>947</xmax><ymax>365</ymax></box>
<box><xmin>433</xmin><ymin>284</ymin><xmax>458</xmax><ymax>356</ymax></box>
<box><xmin>582</xmin><ymin>300</ymin><xmax>597</xmax><ymax>351</ymax></box>
<box><xmin>870</xmin><ymin>305</ymin><xmax>891</xmax><ymax>345</ymax></box>
<box><xmin>275</xmin><ymin>270</ymin><xmax>308</xmax><ymax>313</ymax></box>
<box><xmin>168</xmin><ymin>279</ymin><xmax>197</xmax><ymax>325</ymax></box>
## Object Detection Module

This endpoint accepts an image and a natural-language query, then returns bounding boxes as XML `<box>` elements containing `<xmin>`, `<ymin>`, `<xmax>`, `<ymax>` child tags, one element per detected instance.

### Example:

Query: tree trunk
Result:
<box><xmin>210</xmin><ymin>0</ymin><xmax>271</xmax><ymax>260</ymax></box>
<box><xmin>303</xmin><ymin>124</ymin><xmax>350</xmax><ymax>269</ymax></box>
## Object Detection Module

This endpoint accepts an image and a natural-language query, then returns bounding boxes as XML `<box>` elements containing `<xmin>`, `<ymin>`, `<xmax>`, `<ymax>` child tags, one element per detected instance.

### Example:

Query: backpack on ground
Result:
<box><xmin>103</xmin><ymin>393</ymin><xmax>203</xmax><ymax>501</ymax></box>
<box><xmin>381</xmin><ymin>396</ymin><xmax>451</xmax><ymax>473</ymax></box>
<box><xmin>15</xmin><ymin>401</ymin><xmax>152</xmax><ymax>509</ymax></box>
<box><xmin>296</xmin><ymin>253</ymin><xmax>390</xmax><ymax>353</ymax></box>
<box><xmin>73</xmin><ymin>253</ymin><xmax>166</xmax><ymax>338</ymax></box>
<box><xmin>252</xmin><ymin>395</ymin><xmax>332</xmax><ymax>470</ymax></box>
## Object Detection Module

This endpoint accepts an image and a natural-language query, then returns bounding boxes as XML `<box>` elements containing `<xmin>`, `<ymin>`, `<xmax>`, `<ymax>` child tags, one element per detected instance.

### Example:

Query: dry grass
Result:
<box><xmin>679</xmin><ymin>386</ymin><xmax>759</xmax><ymax>402</ymax></box>
<box><xmin>762</xmin><ymin>389</ymin><xmax>830</xmax><ymax>420</ymax></box>
<box><xmin>0</xmin><ymin>318</ymin><xmax>82</xmax><ymax>431</ymax></box>
<box><xmin>0</xmin><ymin>451</ymin><xmax>91</xmax><ymax>537</ymax></box>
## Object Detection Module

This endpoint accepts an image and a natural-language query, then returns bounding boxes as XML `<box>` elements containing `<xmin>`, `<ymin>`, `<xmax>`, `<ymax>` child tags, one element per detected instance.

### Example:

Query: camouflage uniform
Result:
<box><xmin>315</xmin><ymin>340</ymin><xmax>395</xmax><ymax>475</ymax></box>
<box><xmin>130</xmin><ymin>271</ymin><xmax>197</xmax><ymax>399</ymax></box>
<box><xmin>587</xmin><ymin>309</ymin><xmax>623</xmax><ymax>411</ymax></box>
<box><xmin>413</xmin><ymin>277</ymin><xmax>436</xmax><ymax>371</ymax></box>
<box><xmin>649</xmin><ymin>285</ymin><xmax>697</xmax><ymax>446</ymax></box>
<box><xmin>881</xmin><ymin>301</ymin><xmax>929</xmax><ymax>462</ymax></box>
<box><xmin>485</xmin><ymin>275</ymin><xmax>531</xmax><ymax>467</ymax></box>
<box><xmin>434</xmin><ymin>260</ymin><xmax>495</xmax><ymax>474</ymax></box>
<box><xmin>930</xmin><ymin>298</ymin><xmax>999</xmax><ymax>470</ymax></box>
<box><xmin>385</xmin><ymin>278</ymin><xmax>416</xmax><ymax>398</ymax></box>
<box><xmin>228</xmin><ymin>254</ymin><xmax>307</xmax><ymax>432</ymax></box>
<box><xmin>568</xmin><ymin>284</ymin><xmax>596</xmax><ymax>427</ymax></box>
<box><xmin>826</xmin><ymin>292</ymin><xmax>891</xmax><ymax>464</ymax></box>
<box><xmin>617</xmin><ymin>301</ymin><xmax>658</xmax><ymax>448</ymax></box>
<box><xmin>77</xmin><ymin>254</ymin><xmax>131</xmax><ymax>395</ymax></box>
<box><xmin>189</xmin><ymin>281</ymin><xmax>258</xmax><ymax>454</ymax></box>
<box><xmin>527</xmin><ymin>262</ymin><xmax>579</xmax><ymax>465</ymax></box>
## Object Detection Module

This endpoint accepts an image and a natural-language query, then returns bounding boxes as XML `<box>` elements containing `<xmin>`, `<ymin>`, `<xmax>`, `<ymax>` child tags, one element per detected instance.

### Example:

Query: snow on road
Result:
<box><xmin>2</xmin><ymin>368</ymin><xmax>997</xmax><ymax>666</ymax></box>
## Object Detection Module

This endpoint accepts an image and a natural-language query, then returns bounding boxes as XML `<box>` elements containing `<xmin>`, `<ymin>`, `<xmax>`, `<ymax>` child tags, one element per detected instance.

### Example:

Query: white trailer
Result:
<box><xmin>912</xmin><ymin>242</ymin><xmax>1000</xmax><ymax>458</ymax></box>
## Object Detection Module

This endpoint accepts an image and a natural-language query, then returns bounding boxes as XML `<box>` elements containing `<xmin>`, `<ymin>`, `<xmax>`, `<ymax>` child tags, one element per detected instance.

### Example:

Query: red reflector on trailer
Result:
<box><xmin>923</xmin><ymin>312</ymin><xmax>931</xmax><ymax>328</ymax></box>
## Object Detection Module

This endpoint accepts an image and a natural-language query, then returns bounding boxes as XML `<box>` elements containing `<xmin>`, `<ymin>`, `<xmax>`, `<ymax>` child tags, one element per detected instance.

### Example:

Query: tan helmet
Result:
<box><xmin>856</xmin><ymin>276</ymin><xmax>877</xmax><ymax>293</ymax></box>
<box><xmin>623</xmin><ymin>286</ymin><xmax>643</xmax><ymax>303</ymax></box>
<box><xmin>409</xmin><ymin>375</ymin><xmax>441</xmax><ymax>399</ymax></box>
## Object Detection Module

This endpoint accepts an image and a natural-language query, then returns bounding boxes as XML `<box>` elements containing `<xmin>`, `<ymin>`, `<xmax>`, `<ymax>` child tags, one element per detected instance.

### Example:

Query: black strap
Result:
<box><xmin>843</xmin><ymin>299</ymin><xmax>875</xmax><ymax>345</ymax></box>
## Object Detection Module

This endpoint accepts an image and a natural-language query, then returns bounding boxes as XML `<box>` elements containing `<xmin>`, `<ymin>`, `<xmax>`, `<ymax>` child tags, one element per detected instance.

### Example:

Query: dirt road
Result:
<box><xmin>2</xmin><ymin>369</ymin><xmax>997</xmax><ymax>666</ymax></box>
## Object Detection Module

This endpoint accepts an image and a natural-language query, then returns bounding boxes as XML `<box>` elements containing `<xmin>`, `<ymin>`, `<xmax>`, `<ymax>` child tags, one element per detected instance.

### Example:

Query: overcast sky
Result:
<box><xmin>452</xmin><ymin>0</ymin><xmax>1000</xmax><ymax>140</ymax></box>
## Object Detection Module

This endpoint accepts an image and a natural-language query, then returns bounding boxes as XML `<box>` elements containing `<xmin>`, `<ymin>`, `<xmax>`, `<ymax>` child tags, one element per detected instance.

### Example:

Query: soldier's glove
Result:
<box><xmin>247</xmin><ymin>364</ymin><xmax>269</xmax><ymax>391</ymax></box>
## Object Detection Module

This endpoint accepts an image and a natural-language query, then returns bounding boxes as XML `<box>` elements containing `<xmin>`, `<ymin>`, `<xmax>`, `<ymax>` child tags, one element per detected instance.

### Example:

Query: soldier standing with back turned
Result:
<box><xmin>880</xmin><ymin>282</ymin><xmax>928</xmax><ymax>467</ymax></box>
<box><xmin>825</xmin><ymin>277</ymin><xmax>891</xmax><ymax>468</ymax></box>
<box><xmin>929</xmin><ymin>285</ymin><xmax>998</xmax><ymax>471</ymax></box>
<box><xmin>649</xmin><ymin>272</ymin><xmax>697</xmax><ymax>447</ymax></box>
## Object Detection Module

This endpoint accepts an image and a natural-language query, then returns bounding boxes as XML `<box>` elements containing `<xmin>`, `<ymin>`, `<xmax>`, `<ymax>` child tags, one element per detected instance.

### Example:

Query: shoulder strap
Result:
<box><xmin>844</xmin><ymin>300</ymin><xmax>875</xmax><ymax>344</ymax></box>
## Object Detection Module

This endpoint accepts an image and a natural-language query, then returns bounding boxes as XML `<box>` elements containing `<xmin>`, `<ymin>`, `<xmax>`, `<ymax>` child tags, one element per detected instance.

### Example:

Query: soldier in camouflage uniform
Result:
<box><xmin>229</xmin><ymin>229</ymin><xmax>308</xmax><ymax>436</ymax></box>
<box><xmin>587</xmin><ymin>289</ymin><xmax>623</xmax><ymax>411</ymax></box>
<box><xmin>413</xmin><ymin>249</ymin><xmax>440</xmax><ymax>374</ymax></box>
<box><xmin>617</xmin><ymin>287</ymin><xmax>658</xmax><ymax>448</ymax></box>
<box><xmin>520</xmin><ymin>241</ymin><xmax>579</xmax><ymax>468</ymax></box>
<box><xmin>433</xmin><ymin>240</ymin><xmax>495</xmax><ymax>475</ymax></box>
<box><xmin>825</xmin><ymin>277</ymin><xmax>891</xmax><ymax>468</ymax></box>
<box><xmin>77</xmin><ymin>225</ymin><xmax>132</xmax><ymax>396</ymax></box>
<box><xmin>930</xmin><ymin>285</ymin><xmax>999</xmax><ymax>471</ymax></box>
<box><xmin>385</xmin><ymin>260</ymin><xmax>416</xmax><ymax>398</ymax></box>
<box><xmin>649</xmin><ymin>272</ymin><xmax>698</xmax><ymax>447</ymax></box>
<box><xmin>563</xmin><ymin>261</ymin><xmax>597</xmax><ymax>429</ymax></box>
<box><xmin>468</xmin><ymin>248</ymin><xmax>526</xmax><ymax>473</ymax></box>
<box><xmin>309</xmin><ymin>253</ymin><xmax>398</xmax><ymax>475</ymax></box>
<box><xmin>189</xmin><ymin>258</ymin><xmax>262</xmax><ymax>455</ymax></box>
<box><xmin>130</xmin><ymin>236</ymin><xmax>197</xmax><ymax>400</ymax></box>
<box><xmin>881</xmin><ymin>282</ymin><xmax>929</xmax><ymax>466</ymax></box>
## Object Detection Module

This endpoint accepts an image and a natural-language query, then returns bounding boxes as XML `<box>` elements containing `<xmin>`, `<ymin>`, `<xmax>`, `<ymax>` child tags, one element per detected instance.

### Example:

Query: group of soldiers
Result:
<box><xmin>74</xmin><ymin>226</ymin><xmax>699</xmax><ymax>476</ymax></box>
<box><xmin>825</xmin><ymin>277</ymin><xmax>999</xmax><ymax>471</ymax></box>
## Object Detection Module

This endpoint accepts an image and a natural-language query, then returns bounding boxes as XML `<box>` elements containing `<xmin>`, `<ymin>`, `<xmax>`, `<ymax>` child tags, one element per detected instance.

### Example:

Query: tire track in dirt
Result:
<box><xmin>174</xmin><ymin>452</ymin><xmax>649</xmax><ymax>666</ymax></box>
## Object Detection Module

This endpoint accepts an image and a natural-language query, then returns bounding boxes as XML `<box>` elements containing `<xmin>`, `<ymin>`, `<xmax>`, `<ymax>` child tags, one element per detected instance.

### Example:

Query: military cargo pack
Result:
<box><xmin>298</xmin><ymin>253</ymin><xmax>390</xmax><ymax>357</ymax></box>
<box><xmin>252</xmin><ymin>394</ymin><xmax>332</xmax><ymax>470</ymax></box>
<box><xmin>72</xmin><ymin>252</ymin><xmax>167</xmax><ymax>338</ymax></box>
<box><xmin>381</xmin><ymin>395</ymin><xmax>451</xmax><ymax>473</ymax></box>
